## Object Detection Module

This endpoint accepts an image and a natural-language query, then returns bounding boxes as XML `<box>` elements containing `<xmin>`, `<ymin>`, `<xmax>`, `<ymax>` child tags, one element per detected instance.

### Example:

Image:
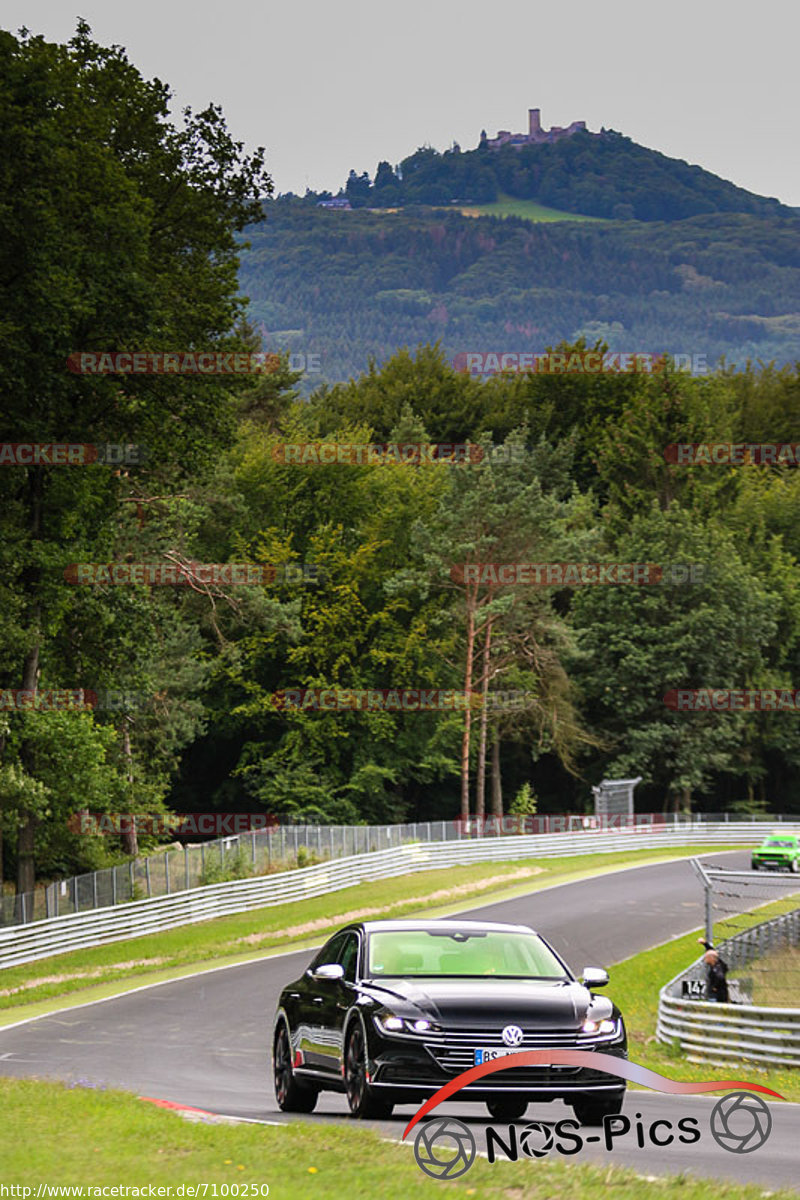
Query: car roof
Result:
<box><xmin>357</xmin><ymin>919</ymin><xmax>537</xmax><ymax>934</ymax></box>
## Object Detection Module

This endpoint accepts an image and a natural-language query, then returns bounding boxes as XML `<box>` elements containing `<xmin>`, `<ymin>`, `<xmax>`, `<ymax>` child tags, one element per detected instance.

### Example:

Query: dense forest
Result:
<box><xmin>2</xmin><ymin>24</ymin><xmax>800</xmax><ymax>898</ymax></box>
<box><xmin>240</xmin><ymin>202</ymin><xmax>800</xmax><ymax>387</ymax></box>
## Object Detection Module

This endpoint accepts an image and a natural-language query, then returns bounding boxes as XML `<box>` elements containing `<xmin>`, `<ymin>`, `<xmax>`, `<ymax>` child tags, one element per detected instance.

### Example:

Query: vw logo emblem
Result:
<box><xmin>501</xmin><ymin>1024</ymin><xmax>524</xmax><ymax>1047</ymax></box>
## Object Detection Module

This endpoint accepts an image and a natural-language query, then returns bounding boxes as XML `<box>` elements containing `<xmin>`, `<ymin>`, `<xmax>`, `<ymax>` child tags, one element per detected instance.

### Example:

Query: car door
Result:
<box><xmin>316</xmin><ymin>930</ymin><xmax>361</xmax><ymax>1075</ymax></box>
<box><xmin>298</xmin><ymin>932</ymin><xmax>346</xmax><ymax>1071</ymax></box>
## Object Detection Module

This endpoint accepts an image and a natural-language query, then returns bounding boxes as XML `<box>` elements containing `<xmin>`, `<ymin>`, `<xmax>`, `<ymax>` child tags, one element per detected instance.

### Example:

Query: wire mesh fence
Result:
<box><xmin>691</xmin><ymin>859</ymin><xmax>800</xmax><ymax>1006</ymax></box>
<box><xmin>1</xmin><ymin>810</ymin><xmax>796</xmax><ymax>928</ymax></box>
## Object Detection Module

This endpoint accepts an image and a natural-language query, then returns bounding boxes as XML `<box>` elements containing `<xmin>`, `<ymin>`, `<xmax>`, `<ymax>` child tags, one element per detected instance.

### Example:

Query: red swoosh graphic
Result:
<box><xmin>401</xmin><ymin>1050</ymin><xmax>784</xmax><ymax>1140</ymax></box>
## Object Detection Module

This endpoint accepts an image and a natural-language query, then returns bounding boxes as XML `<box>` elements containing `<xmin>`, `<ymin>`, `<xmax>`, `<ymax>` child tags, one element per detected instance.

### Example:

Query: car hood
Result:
<box><xmin>363</xmin><ymin>977</ymin><xmax>592</xmax><ymax>1029</ymax></box>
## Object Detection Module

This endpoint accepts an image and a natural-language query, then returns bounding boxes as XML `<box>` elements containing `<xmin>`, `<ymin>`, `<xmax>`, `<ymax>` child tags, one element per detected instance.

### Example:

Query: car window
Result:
<box><xmin>338</xmin><ymin>932</ymin><xmax>359</xmax><ymax>982</ymax></box>
<box><xmin>367</xmin><ymin>929</ymin><xmax>569</xmax><ymax>979</ymax></box>
<box><xmin>310</xmin><ymin>932</ymin><xmax>346</xmax><ymax>971</ymax></box>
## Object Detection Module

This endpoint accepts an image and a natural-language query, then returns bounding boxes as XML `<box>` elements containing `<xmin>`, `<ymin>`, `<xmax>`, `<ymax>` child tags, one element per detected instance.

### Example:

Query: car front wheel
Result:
<box><xmin>344</xmin><ymin>1022</ymin><xmax>393</xmax><ymax>1119</ymax></box>
<box><xmin>273</xmin><ymin>1022</ymin><xmax>318</xmax><ymax>1113</ymax></box>
<box><xmin>571</xmin><ymin>1093</ymin><xmax>625</xmax><ymax>1125</ymax></box>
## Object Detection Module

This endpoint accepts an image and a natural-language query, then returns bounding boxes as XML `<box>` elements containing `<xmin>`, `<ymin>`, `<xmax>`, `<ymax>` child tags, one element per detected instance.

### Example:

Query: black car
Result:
<box><xmin>272</xmin><ymin>918</ymin><xmax>627</xmax><ymax>1124</ymax></box>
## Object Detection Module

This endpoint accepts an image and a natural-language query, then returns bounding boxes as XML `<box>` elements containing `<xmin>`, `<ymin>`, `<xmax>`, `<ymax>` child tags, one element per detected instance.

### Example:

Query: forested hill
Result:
<box><xmin>311</xmin><ymin>130</ymin><xmax>792</xmax><ymax>222</ymax></box>
<box><xmin>239</xmin><ymin>204</ymin><xmax>800</xmax><ymax>387</ymax></box>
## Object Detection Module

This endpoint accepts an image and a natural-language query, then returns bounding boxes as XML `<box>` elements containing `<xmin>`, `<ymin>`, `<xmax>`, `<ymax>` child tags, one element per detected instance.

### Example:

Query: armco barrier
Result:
<box><xmin>657</xmin><ymin>907</ymin><xmax>800</xmax><ymax>1068</ymax></box>
<box><xmin>1</xmin><ymin>823</ymin><xmax>795</xmax><ymax>970</ymax></box>
<box><xmin>4</xmin><ymin>811</ymin><xmax>787</xmax><ymax>928</ymax></box>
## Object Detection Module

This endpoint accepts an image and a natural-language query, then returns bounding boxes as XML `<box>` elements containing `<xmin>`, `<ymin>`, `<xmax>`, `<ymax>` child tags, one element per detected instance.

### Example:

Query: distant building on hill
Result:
<box><xmin>484</xmin><ymin>108</ymin><xmax>587</xmax><ymax>150</ymax></box>
<box><xmin>317</xmin><ymin>197</ymin><xmax>352</xmax><ymax>210</ymax></box>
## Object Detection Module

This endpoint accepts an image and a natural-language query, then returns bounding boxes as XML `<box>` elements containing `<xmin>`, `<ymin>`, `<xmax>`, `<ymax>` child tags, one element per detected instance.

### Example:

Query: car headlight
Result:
<box><xmin>375</xmin><ymin>1012</ymin><xmax>438</xmax><ymax>1034</ymax></box>
<box><xmin>581</xmin><ymin>1018</ymin><xmax>617</xmax><ymax>1035</ymax></box>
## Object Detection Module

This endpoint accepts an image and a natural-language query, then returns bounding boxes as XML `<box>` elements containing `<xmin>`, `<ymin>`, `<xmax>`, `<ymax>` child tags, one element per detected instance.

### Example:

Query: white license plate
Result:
<box><xmin>475</xmin><ymin>1047</ymin><xmax>529</xmax><ymax>1064</ymax></box>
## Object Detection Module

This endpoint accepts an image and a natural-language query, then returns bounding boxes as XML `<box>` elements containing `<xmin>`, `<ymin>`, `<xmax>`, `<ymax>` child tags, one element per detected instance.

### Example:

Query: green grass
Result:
<box><xmin>458</xmin><ymin>193</ymin><xmax>603</xmax><ymax>222</ymax></box>
<box><xmin>606</xmin><ymin>893</ymin><xmax>800</xmax><ymax>1101</ymax></box>
<box><xmin>0</xmin><ymin>845</ymin><xmax>737</xmax><ymax>1019</ymax></box>
<box><xmin>0</xmin><ymin>1076</ymin><xmax>795</xmax><ymax>1199</ymax></box>
<box><xmin>728</xmin><ymin>944</ymin><xmax>800</xmax><ymax>1007</ymax></box>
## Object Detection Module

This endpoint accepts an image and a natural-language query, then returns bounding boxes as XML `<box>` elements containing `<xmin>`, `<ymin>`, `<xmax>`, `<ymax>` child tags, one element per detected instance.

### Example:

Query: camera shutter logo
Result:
<box><xmin>501</xmin><ymin>1024</ymin><xmax>524</xmax><ymax>1047</ymax></box>
<box><xmin>710</xmin><ymin>1092</ymin><xmax>772</xmax><ymax>1153</ymax></box>
<box><xmin>519</xmin><ymin>1121</ymin><xmax>555</xmax><ymax>1158</ymax></box>
<box><xmin>414</xmin><ymin>1117</ymin><xmax>476</xmax><ymax>1179</ymax></box>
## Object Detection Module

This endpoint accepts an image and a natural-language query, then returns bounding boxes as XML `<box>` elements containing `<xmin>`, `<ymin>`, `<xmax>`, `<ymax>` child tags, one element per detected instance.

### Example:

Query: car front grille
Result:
<box><xmin>426</xmin><ymin>1044</ymin><xmax>582</xmax><ymax>1076</ymax></box>
<box><xmin>422</xmin><ymin>1026</ymin><xmax>616</xmax><ymax>1076</ymax></box>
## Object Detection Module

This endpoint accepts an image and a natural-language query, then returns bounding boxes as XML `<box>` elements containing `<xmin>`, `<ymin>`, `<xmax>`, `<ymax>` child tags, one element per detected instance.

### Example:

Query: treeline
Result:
<box><xmin>2</xmin><ymin>23</ymin><xmax>800</xmax><ymax>898</ymax></box>
<box><xmin>240</xmin><ymin>203</ymin><xmax>800</xmax><ymax>387</ymax></box>
<box><xmin>303</xmin><ymin>130</ymin><xmax>792</xmax><ymax>222</ymax></box>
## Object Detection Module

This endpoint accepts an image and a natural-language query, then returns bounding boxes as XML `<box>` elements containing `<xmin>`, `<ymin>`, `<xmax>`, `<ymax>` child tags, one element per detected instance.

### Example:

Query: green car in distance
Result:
<box><xmin>751</xmin><ymin>833</ymin><xmax>800</xmax><ymax>872</ymax></box>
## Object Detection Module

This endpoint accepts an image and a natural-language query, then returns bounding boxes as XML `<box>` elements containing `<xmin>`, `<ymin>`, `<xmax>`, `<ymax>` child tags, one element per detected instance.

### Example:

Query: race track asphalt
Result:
<box><xmin>2</xmin><ymin>848</ymin><xmax>798</xmax><ymax>1190</ymax></box>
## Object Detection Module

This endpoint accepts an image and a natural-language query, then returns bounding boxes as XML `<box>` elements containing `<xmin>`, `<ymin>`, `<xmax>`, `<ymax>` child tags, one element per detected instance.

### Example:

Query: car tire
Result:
<box><xmin>751</xmin><ymin>861</ymin><xmax>759</xmax><ymax>871</ymax></box>
<box><xmin>273</xmin><ymin>1021</ymin><xmax>318</xmax><ymax>1113</ymax></box>
<box><xmin>791</xmin><ymin>859</ymin><xmax>799</xmax><ymax>874</ymax></box>
<box><xmin>571</xmin><ymin>1093</ymin><xmax>625</xmax><ymax>1125</ymax></box>
<box><xmin>485</xmin><ymin>1097</ymin><xmax>529</xmax><ymax>1121</ymax></box>
<box><xmin>344</xmin><ymin>1021</ymin><xmax>393</xmax><ymax>1119</ymax></box>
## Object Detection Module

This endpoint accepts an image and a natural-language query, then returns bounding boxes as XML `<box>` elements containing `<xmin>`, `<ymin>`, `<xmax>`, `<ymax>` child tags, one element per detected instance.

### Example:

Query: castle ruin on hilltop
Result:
<box><xmin>483</xmin><ymin>108</ymin><xmax>587</xmax><ymax>150</ymax></box>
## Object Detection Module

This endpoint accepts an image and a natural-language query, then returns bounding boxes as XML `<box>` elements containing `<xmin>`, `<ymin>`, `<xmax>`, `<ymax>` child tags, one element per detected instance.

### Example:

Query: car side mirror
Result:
<box><xmin>311</xmin><ymin>963</ymin><xmax>345</xmax><ymax>981</ymax></box>
<box><xmin>582</xmin><ymin>967</ymin><xmax>609</xmax><ymax>988</ymax></box>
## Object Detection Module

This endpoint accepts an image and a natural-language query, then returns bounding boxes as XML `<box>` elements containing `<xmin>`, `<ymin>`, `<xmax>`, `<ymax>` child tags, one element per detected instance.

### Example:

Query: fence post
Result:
<box><xmin>251</xmin><ymin>832</ymin><xmax>257</xmax><ymax>869</ymax></box>
<box><xmin>186</xmin><ymin>845</ymin><xmax>190</xmax><ymax>888</ymax></box>
<box><xmin>92</xmin><ymin>872</ymin><xmax>98</xmax><ymax>909</ymax></box>
<box><xmin>145</xmin><ymin>857</ymin><xmax>151</xmax><ymax>897</ymax></box>
<box><xmin>112</xmin><ymin>869</ymin><xmax>117</xmax><ymax>906</ymax></box>
<box><xmin>129</xmin><ymin>860</ymin><xmax>135</xmax><ymax>900</ymax></box>
<box><xmin>704</xmin><ymin>878</ymin><xmax>713</xmax><ymax>945</ymax></box>
<box><xmin>73</xmin><ymin>875</ymin><xmax>79</xmax><ymax>913</ymax></box>
<box><xmin>165</xmin><ymin>853</ymin><xmax>170</xmax><ymax>895</ymax></box>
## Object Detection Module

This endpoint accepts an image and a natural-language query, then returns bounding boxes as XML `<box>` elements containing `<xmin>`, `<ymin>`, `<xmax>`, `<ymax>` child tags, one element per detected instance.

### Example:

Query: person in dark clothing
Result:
<box><xmin>697</xmin><ymin>937</ymin><xmax>729</xmax><ymax>1002</ymax></box>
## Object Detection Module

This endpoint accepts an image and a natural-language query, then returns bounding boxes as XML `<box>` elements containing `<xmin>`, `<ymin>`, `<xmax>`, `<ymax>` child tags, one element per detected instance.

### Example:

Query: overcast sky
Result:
<box><xmin>4</xmin><ymin>0</ymin><xmax>799</xmax><ymax>205</ymax></box>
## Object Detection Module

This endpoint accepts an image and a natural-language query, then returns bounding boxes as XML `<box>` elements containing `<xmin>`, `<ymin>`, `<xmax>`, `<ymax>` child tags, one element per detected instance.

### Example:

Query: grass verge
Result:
<box><xmin>606</xmin><ymin>893</ymin><xmax>800</xmax><ymax>1102</ymax></box>
<box><xmin>0</xmin><ymin>1076</ymin><xmax>795</xmax><ymax>1198</ymax></box>
<box><xmin>0</xmin><ymin>845</ymin><xmax>737</xmax><ymax>1020</ymax></box>
<box><xmin>459</xmin><ymin>193</ymin><xmax>603</xmax><ymax>222</ymax></box>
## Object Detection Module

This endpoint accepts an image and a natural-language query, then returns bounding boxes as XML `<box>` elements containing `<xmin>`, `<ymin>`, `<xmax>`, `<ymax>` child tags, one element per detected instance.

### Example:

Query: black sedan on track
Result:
<box><xmin>272</xmin><ymin>918</ymin><xmax>627</xmax><ymax>1123</ymax></box>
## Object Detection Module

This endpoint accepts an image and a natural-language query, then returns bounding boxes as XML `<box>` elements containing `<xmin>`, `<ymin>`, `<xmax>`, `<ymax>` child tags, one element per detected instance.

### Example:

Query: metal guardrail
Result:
<box><xmin>2</xmin><ymin>811</ymin><xmax>792</xmax><ymax>928</ymax></box>
<box><xmin>2</xmin><ymin>822</ymin><xmax>798</xmax><ymax>971</ymax></box>
<box><xmin>657</xmin><ymin>906</ymin><xmax>800</xmax><ymax>1068</ymax></box>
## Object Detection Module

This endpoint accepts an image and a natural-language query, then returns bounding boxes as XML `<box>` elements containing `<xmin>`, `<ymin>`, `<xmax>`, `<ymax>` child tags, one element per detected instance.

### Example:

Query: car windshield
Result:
<box><xmin>366</xmin><ymin>929</ymin><xmax>570</xmax><ymax>980</ymax></box>
<box><xmin>764</xmin><ymin>839</ymin><xmax>794</xmax><ymax>847</ymax></box>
